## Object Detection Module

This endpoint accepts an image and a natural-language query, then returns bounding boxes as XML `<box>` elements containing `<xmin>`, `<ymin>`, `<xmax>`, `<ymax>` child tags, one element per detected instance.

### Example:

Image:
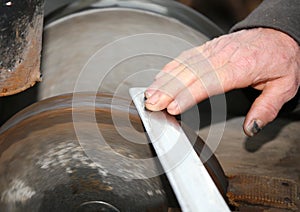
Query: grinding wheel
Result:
<box><xmin>0</xmin><ymin>1</ymin><xmax>223</xmax><ymax>126</ymax></box>
<box><xmin>0</xmin><ymin>2</ymin><xmax>228</xmax><ymax>210</ymax></box>
<box><xmin>40</xmin><ymin>7</ymin><xmax>212</xmax><ymax>100</ymax></box>
<box><xmin>0</xmin><ymin>93</ymin><xmax>227</xmax><ymax>211</ymax></box>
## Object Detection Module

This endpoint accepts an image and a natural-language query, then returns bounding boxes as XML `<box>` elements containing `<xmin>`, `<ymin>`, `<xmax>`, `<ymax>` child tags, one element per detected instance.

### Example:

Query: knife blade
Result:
<box><xmin>129</xmin><ymin>87</ymin><xmax>230</xmax><ymax>212</ymax></box>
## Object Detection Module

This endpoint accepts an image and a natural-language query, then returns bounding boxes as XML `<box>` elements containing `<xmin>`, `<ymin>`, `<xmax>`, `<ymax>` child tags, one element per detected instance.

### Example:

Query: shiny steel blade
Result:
<box><xmin>130</xmin><ymin>87</ymin><xmax>230</xmax><ymax>212</ymax></box>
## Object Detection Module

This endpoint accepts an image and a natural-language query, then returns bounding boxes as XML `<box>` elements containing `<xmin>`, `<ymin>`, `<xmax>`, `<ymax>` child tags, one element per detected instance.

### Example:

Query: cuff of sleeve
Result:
<box><xmin>230</xmin><ymin>0</ymin><xmax>300</xmax><ymax>45</ymax></box>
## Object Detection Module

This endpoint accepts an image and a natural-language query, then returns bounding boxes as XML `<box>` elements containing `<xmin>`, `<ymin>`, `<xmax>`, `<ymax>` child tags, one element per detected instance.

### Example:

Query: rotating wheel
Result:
<box><xmin>0</xmin><ymin>1</ymin><xmax>228</xmax><ymax>210</ymax></box>
<box><xmin>0</xmin><ymin>93</ymin><xmax>228</xmax><ymax>211</ymax></box>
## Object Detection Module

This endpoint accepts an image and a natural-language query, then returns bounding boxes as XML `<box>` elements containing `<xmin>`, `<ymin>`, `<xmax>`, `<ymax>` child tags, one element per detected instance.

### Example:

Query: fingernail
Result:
<box><xmin>144</xmin><ymin>89</ymin><xmax>156</xmax><ymax>99</ymax></box>
<box><xmin>246</xmin><ymin>119</ymin><xmax>263</xmax><ymax>137</ymax></box>
<box><xmin>144</xmin><ymin>91</ymin><xmax>150</xmax><ymax>99</ymax></box>
<box><xmin>145</xmin><ymin>94</ymin><xmax>160</xmax><ymax>105</ymax></box>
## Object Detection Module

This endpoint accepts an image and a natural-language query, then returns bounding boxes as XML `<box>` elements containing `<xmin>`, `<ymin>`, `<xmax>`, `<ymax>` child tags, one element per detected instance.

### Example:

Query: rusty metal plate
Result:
<box><xmin>0</xmin><ymin>0</ymin><xmax>44</xmax><ymax>96</ymax></box>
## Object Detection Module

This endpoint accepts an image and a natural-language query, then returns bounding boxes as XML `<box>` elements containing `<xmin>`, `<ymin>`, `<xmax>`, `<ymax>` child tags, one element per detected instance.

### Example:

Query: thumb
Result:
<box><xmin>243</xmin><ymin>83</ymin><xmax>290</xmax><ymax>137</ymax></box>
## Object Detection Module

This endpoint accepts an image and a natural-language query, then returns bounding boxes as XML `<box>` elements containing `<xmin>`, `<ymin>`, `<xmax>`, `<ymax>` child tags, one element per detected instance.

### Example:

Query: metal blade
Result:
<box><xmin>129</xmin><ymin>87</ymin><xmax>230</xmax><ymax>212</ymax></box>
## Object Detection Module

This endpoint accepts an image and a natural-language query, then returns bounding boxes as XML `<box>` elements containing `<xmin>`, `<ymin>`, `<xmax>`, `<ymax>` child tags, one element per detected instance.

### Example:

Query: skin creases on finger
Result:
<box><xmin>146</xmin><ymin>70</ymin><xmax>183</xmax><ymax>98</ymax></box>
<box><xmin>146</xmin><ymin>58</ymin><xmax>226</xmax><ymax>113</ymax></box>
<box><xmin>154</xmin><ymin>51</ymin><xmax>194</xmax><ymax>79</ymax></box>
<box><xmin>199</xmin><ymin>70</ymin><xmax>227</xmax><ymax>97</ymax></box>
<box><xmin>161</xmin><ymin>60</ymin><xmax>181</xmax><ymax>72</ymax></box>
<box><xmin>147</xmin><ymin>62</ymin><xmax>202</xmax><ymax>99</ymax></box>
<box><xmin>155</xmin><ymin>52</ymin><xmax>206</xmax><ymax>79</ymax></box>
<box><xmin>155</xmin><ymin>63</ymin><xmax>186</xmax><ymax>80</ymax></box>
<box><xmin>156</xmin><ymin>46</ymin><xmax>210</xmax><ymax>80</ymax></box>
<box><xmin>167</xmin><ymin>80</ymin><xmax>206</xmax><ymax>115</ymax></box>
<box><xmin>154</xmin><ymin>60</ymin><xmax>181</xmax><ymax>80</ymax></box>
<box><xmin>155</xmin><ymin>57</ymin><xmax>215</xmax><ymax>90</ymax></box>
<box><xmin>166</xmin><ymin>69</ymin><xmax>227</xmax><ymax>115</ymax></box>
<box><xmin>145</xmin><ymin>70</ymin><xmax>197</xmax><ymax>111</ymax></box>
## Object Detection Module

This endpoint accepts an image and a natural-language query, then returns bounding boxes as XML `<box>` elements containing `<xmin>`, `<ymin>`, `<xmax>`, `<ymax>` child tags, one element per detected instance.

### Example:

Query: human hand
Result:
<box><xmin>145</xmin><ymin>28</ymin><xmax>300</xmax><ymax>136</ymax></box>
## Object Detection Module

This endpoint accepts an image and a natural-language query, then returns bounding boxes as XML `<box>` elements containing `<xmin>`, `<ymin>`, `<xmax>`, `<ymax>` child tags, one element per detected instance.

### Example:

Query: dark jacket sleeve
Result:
<box><xmin>230</xmin><ymin>0</ymin><xmax>300</xmax><ymax>45</ymax></box>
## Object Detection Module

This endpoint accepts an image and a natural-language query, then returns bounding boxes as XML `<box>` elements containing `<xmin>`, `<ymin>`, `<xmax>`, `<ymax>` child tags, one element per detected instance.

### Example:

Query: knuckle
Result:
<box><xmin>281</xmin><ymin>82</ymin><xmax>298</xmax><ymax>102</ymax></box>
<box><xmin>276</xmin><ymin>75</ymin><xmax>299</xmax><ymax>99</ymax></box>
<box><xmin>260</xmin><ymin>102</ymin><xmax>279</xmax><ymax>120</ymax></box>
<box><xmin>178</xmin><ymin>49</ymin><xmax>194</xmax><ymax>60</ymax></box>
<box><xmin>164</xmin><ymin>61</ymin><xmax>175</xmax><ymax>69</ymax></box>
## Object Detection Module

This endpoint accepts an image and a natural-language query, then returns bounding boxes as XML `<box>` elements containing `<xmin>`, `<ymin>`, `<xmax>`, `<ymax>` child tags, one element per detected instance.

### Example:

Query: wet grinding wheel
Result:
<box><xmin>40</xmin><ymin>5</ymin><xmax>222</xmax><ymax>100</ymax></box>
<box><xmin>0</xmin><ymin>1</ymin><xmax>228</xmax><ymax>210</ymax></box>
<box><xmin>0</xmin><ymin>0</ymin><xmax>223</xmax><ymax>125</ymax></box>
<box><xmin>0</xmin><ymin>93</ymin><xmax>227</xmax><ymax>211</ymax></box>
